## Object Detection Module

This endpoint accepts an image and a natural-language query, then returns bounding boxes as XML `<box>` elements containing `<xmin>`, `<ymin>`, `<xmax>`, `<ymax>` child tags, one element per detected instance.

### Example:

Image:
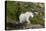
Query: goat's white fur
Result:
<box><xmin>19</xmin><ymin>12</ymin><xmax>34</xmax><ymax>24</ymax></box>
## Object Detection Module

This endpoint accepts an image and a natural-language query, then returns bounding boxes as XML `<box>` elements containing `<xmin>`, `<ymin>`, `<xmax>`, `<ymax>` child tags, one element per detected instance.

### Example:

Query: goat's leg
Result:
<box><xmin>26</xmin><ymin>17</ymin><xmax>30</xmax><ymax>24</ymax></box>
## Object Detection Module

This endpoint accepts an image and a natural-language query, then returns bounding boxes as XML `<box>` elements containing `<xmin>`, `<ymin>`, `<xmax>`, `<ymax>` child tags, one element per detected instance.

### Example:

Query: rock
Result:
<box><xmin>31</xmin><ymin>24</ymin><xmax>43</xmax><ymax>29</ymax></box>
<box><xmin>6</xmin><ymin>22</ymin><xmax>44</xmax><ymax>30</ymax></box>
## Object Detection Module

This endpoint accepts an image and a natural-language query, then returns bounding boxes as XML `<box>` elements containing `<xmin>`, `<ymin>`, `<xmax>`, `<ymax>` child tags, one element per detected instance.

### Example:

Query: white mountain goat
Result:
<box><xmin>19</xmin><ymin>10</ymin><xmax>38</xmax><ymax>24</ymax></box>
<box><xmin>19</xmin><ymin>12</ymin><xmax>34</xmax><ymax>24</ymax></box>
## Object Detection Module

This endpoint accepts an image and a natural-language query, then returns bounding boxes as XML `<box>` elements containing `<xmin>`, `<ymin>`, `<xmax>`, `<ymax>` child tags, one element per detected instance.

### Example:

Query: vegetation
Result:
<box><xmin>6</xmin><ymin>1</ymin><xmax>45</xmax><ymax>26</ymax></box>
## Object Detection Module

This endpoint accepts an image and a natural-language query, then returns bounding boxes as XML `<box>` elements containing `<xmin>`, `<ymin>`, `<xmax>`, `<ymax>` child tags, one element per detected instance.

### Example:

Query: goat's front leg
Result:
<box><xmin>26</xmin><ymin>17</ymin><xmax>30</xmax><ymax>24</ymax></box>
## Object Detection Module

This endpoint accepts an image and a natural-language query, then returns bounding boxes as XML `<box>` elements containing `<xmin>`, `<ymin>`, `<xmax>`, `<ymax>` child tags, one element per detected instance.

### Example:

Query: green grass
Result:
<box><xmin>6</xmin><ymin>1</ymin><xmax>45</xmax><ymax>26</ymax></box>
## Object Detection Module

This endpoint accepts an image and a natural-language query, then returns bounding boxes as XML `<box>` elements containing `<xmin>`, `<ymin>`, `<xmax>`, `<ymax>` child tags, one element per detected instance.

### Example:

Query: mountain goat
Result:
<box><xmin>19</xmin><ymin>12</ymin><xmax>34</xmax><ymax>24</ymax></box>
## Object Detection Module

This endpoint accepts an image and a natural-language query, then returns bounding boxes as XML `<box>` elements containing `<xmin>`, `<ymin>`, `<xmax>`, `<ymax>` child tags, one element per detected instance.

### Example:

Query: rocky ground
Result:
<box><xmin>6</xmin><ymin>21</ymin><xmax>44</xmax><ymax>30</ymax></box>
